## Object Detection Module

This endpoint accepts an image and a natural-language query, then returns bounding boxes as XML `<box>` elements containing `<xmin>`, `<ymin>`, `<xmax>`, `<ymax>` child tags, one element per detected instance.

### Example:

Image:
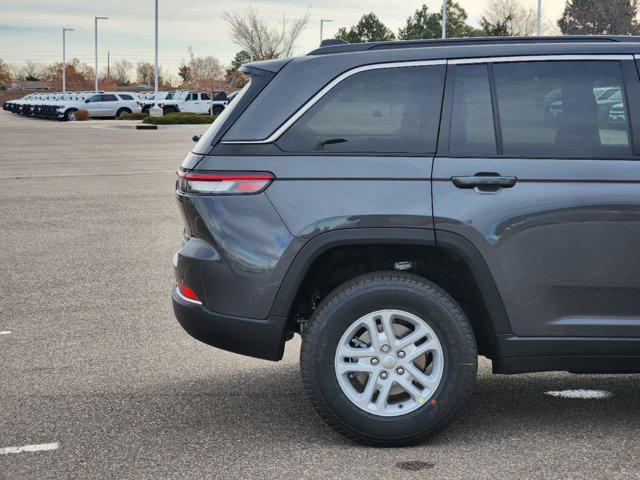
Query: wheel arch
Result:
<box><xmin>271</xmin><ymin>228</ymin><xmax>512</xmax><ymax>357</ymax></box>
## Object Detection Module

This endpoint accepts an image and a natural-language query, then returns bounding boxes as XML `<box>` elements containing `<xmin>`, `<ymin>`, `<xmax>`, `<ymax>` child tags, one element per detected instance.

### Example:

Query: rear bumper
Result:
<box><xmin>172</xmin><ymin>287</ymin><xmax>289</xmax><ymax>361</ymax></box>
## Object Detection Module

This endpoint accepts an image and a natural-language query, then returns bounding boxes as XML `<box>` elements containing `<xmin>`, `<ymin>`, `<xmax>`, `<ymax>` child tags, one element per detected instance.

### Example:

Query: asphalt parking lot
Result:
<box><xmin>1</xmin><ymin>110</ymin><xmax>639</xmax><ymax>480</ymax></box>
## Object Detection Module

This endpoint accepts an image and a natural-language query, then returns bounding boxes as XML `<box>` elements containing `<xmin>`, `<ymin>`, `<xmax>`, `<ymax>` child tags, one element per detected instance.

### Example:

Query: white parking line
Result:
<box><xmin>0</xmin><ymin>331</ymin><xmax>12</xmax><ymax>335</ymax></box>
<box><xmin>545</xmin><ymin>389</ymin><xmax>612</xmax><ymax>399</ymax></box>
<box><xmin>0</xmin><ymin>442</ymin><xmax>59</xmax><ymax>455</ymax></box>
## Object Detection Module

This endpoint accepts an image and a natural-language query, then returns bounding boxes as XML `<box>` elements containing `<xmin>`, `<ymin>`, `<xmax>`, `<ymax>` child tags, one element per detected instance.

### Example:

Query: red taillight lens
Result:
<box><xmin>176</xmin><ymin>283</ymin><xmax>202</xmax><ymax>305</ymax></box>
<box><xmin>176</xmin><ymin>171</ymin><xmax>274</xmax><ymax>195</ymax></box>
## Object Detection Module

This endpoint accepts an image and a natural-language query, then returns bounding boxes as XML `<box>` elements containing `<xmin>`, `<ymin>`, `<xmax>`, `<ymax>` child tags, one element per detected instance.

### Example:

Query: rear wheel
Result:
<box><xmin>64</xmin><ymin>108</ymin><xmax>78</xmax><ymax>121</ymax></box>
<box><xmin>300</xmin><ymin>271</ymin><xmax>477</xmax><ymax>446</ymax></box>
<box><xmin>116</xmin><ymin>108</ymin><xmax>131</xmax><ymax>119</ymax></box>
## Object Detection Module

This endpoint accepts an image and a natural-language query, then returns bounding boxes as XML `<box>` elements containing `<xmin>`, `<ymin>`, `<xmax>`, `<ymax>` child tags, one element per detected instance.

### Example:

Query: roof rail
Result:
<box><xmin>308</xmin><ymin>35</ymin><xmax>640</xmax><ymax>55</ymax></box>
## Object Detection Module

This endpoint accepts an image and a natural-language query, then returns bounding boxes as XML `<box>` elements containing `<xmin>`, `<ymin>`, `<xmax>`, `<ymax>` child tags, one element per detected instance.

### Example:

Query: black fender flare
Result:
<box><xmin>269</xmin><ymin>227</ymin><xmax>512</xmax><ymax>336</ymax></box>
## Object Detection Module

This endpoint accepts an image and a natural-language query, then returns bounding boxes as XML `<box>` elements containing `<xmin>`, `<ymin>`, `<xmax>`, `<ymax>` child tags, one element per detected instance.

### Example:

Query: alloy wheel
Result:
<box><xmin>334</xmin><ymin>309</ymin><xmax>444</xmax><ymax>417</ymax></box>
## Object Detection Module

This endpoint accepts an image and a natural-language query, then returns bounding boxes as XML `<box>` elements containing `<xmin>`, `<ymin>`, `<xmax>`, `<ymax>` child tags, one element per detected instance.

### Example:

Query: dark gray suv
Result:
<box><xmin>172</xmin><ymin>36</ymin><xmax>640</xmax><ymax>446</ymax></box>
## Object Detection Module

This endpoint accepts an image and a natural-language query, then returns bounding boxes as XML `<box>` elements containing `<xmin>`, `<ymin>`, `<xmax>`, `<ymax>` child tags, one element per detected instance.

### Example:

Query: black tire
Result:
<box><xmin>64</xmin><ymin>108</ymin><xmax>78</xmax><ymax>121</ymax></box>
<box><xmin>210</xmin><ymin>104</ymin><xmax>224</xmax><ymax>115</ymax></box>
<box><xmin>300</xmin><ymin>271</ymin><xmax>477</xmax><ymax>447</ymax></box>
<box><xmin>163</xmin><ymin>106</ymin><xmax>178</xmax><ymax>115</ymax></box>
<box><xmin>116</xmin><ymin>108</ymin><xmax>131</xmax><ymax>119</ymax></box>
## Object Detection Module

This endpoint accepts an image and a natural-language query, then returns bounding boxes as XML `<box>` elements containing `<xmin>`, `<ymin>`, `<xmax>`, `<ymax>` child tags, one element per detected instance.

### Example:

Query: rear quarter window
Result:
<box><xmin>277</xmin><ymin>65</ymin><xmax>445</xmax><ymax>154</ymax></box>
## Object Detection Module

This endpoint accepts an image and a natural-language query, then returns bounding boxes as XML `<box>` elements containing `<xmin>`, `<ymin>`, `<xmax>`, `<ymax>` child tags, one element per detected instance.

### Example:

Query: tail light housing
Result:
<box><xmin>177</xmin><ymin>171</ymin><xmax>274</xmax><ymax>195</ymax></box>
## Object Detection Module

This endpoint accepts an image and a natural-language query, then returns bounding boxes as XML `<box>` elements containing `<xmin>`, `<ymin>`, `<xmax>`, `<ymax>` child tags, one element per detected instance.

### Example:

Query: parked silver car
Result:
<box><xmin>56</xmin><ymin>92</ymin><xmax>142</xmax><ymax>120</ymax></box>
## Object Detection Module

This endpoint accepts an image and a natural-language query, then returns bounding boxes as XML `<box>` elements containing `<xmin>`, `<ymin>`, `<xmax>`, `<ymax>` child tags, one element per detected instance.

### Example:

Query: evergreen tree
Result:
<box><xmin>558</xmin><ymin>0</ymin><xmax>640</xmax><ymax>35</ymax></box>
<box><xmin>398</xmin><ymin>2</ymin><xmax>476</xmax><ymax>40</ymax></box>
<box><xmin>335</xmin><ymin>13</ymin><xmax>395</xmax><ymax>43</ymax></box>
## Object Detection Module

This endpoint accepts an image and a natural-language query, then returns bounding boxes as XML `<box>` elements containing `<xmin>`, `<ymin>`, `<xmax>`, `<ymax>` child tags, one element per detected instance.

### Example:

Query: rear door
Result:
<box><xmin>98</xmin><ymin>94</ymin><xmax>119</xmax><ymax>116</ymax></box>
<box><xmin>184</xmin><ymin>92</ymin><xmax>202</xmax><ymax>113</ymax></box>
<box><xmin>433</xmin><ymin>55</ymin><xmax>640</xmax><ymax>338</ymax></box>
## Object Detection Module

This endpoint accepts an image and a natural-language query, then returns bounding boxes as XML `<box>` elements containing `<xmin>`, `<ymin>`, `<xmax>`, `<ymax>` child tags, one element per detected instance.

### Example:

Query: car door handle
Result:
<box><xmin>451</xmin><ymin>174</ymin><xmax>517</xmax><ymax>190</ymax></box>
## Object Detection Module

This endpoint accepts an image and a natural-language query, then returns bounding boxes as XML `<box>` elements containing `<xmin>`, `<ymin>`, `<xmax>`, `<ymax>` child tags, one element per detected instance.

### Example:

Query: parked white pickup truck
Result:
<box><xmin>159</xmin><ymin>90</ymin><xmax>228</xmax><ymax>115</ymax></box>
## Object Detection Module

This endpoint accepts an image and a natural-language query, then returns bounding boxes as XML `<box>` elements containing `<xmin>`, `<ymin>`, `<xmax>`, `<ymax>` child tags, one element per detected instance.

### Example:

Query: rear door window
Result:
<box><xmin>492</xmin><ymin>61</ymin><xmax>632</xmax><ymax>157</ymax></box>
<box><xmin>101</xmin><ymin>94</ymin><xmax>118</xmax><ymax>102</ymax></box>
<box><xmin>277</xmin><ymin>65</ymin><xmax>445</xmax><ymax>154</ymax></box>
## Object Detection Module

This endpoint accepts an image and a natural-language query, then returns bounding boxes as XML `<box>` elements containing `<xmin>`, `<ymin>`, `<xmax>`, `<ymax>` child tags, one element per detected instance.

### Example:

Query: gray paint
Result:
<box><xmin>195</xmin><ymin>154</ymin><xmax>434</xmax><ymax>238</ymax></box>
<box><xmin>433</xmin><ymin>156</ymin><xmax>640</xmax><ymax>337</ymax></box>
<box><xmin>267</xmin><ymin>179</ymin><xmax>433</xmax><ymax>237</ymax></box>
<box><xmin>194</xmin><ymin>154</ymin><xmax>431</xmax><ymax>179</ymax></box>
<box><xmin>175</xmin><ymin>192</ymin><xmax>306</xmax><ymax>319</ymax></box>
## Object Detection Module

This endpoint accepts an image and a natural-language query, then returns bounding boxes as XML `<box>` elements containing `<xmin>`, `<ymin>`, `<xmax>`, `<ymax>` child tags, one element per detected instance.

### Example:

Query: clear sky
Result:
<box><xmin>0</xmin><ymin>0</ymin><xmax>566</xmax><ymax>79</ymax></box>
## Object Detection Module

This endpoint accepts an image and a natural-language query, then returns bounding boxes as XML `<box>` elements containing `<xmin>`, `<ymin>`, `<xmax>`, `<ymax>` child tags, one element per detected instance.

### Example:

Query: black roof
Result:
<box><xmin>309</xmin><ymin>35</ymin><xmax>640</xmax><ymax>56</ymax></box>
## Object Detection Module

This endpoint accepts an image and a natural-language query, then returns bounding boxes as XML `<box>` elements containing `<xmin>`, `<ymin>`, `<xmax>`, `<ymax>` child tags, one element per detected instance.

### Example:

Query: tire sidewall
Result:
<box><xmin>304</xmin><ymin>274</ymin><xmax>477</xmax><ymax>441</ymax></box>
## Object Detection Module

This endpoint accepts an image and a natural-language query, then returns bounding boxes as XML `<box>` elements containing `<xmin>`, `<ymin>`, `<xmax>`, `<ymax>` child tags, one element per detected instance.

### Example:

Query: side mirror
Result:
<box><xmin>192</xmin><ymin>135</ymin><xmax>201</xmax><ymax>142</ymax></box>
<box><xmin>85</xmin><ymin>99</ymin><xmax>90</xmax><ymax>103</ymax></box>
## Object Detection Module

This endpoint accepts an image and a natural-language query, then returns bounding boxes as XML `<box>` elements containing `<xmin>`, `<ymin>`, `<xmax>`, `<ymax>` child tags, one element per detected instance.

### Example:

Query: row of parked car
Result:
<box><xmin>2</xmin><ymin>89</ymin><xmax>236</xmax><ymax>121</ymax></box>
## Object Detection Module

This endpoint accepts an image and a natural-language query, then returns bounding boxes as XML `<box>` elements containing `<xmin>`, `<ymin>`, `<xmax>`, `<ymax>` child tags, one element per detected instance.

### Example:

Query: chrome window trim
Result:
<box><xmin>222</xmin><ymin>54</ymin><xmax>633</xmax><ymax>145</ymax></box>
<box><xmin>221</xmin><ymin>60</ymin><xmax>446</xmax><ymax>145</ymax></box>
<box><xmin>449</xmin><ymin>54</ymin><xmax>632</xmax><ymax>65</ymax></box>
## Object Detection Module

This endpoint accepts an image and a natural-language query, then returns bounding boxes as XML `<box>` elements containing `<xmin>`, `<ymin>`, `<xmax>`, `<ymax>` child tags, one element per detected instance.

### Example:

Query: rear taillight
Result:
<box><xmin>176</xmin><ymin>171</ymin><xmax>274</xmax><ymax>195</ymax></box>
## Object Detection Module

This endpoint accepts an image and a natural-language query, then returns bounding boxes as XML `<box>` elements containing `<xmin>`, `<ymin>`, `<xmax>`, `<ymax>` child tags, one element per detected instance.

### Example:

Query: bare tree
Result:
<box><xmin>223</xmin><ymin>6</ymin><xmax>310</xmax><ymax>61</ymax></box>
<box><xmin>136</xmin><ymin>61</ymin><xmax>154</xmax><ymax>84</ymax></box>
<box><xmin>112</xmin><ymin>59</ymin><xmax>133</xmax><ymax>84</ymax></box>
<box><xmin>16</xmin><ymin>60</ymin><xmax>45</xmax><ymax>81</ymax></box>
<box><xmin>184</xmin><ymin>47</ymin><xmax>226</xmax><ymax>92</ymax></box>
<box><xmin>483</xmin><ymin>0</ymin><xmax>558</xmax><ymax>36</ymax></box>
<box><xmin>0</xmin><ymin>58</ymin><xmax>12</xmax><ymax>88</ymax></box>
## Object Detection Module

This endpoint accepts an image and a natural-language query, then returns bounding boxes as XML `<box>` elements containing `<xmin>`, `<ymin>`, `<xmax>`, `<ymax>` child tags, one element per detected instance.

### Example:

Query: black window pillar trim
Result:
<box><xmin>487</xmin><ymin>63</ymin><xmax>504</xmax><ymax>156</ymax></box>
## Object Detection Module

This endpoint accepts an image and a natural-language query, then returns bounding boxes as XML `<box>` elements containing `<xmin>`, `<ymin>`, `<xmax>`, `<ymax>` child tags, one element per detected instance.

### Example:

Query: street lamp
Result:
<box><xmin>320</xmin><ymin>19</ymin><xmax>333</xmax><ymax>43</ymax></box>
<box><xmin>537</xmin><ymin>0</ymin><xmax>542</xmax><ymax>36</ymax></box>
<box><xmin>62</xmin><ymin>28</ymin><xmax>74</xmax><ymax>93</ymax></box>
<box><xmin>94</xmin><ymin>16</ymin><xmax>108</xmax><ymax>92</ymax></box>
<box><xmin>150</xmin><ymin>0</ymin><xmax>163</xmax><ymax>117</ymax></box>
<box><xmin>442</xmin><ymin>0</ymin><xmax>447</xmax><ymax>39</ymax></box>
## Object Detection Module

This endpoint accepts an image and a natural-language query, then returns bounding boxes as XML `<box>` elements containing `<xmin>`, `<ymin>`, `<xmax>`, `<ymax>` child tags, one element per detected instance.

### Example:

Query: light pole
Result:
<box><xmin>442</xmin><ymin>0</ymin><xmax>447</xmax><ymax>39</ymax></box>
<box><xmin>150</xmin><ymin>0</ymin><xmax>163</xmax><ymax>117</ymax></box>
<box><xmin>320</xmin><ymin>19</ymin><xmax>333</xmax><ymax>43</ymax></box>
<box><xmin>94</xmin><ymin>16</ymin><xmax>108</xmax><ymax>92</ymax></box>
<box><xmin>537</xmin><ymin>0</ymin><xmax>542</xmax><ymax>36</ymax></box>
<box><xmin>62</xmin><ymin>28</ymin><xmax>74</xmax><ymax>93</ymax></box>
